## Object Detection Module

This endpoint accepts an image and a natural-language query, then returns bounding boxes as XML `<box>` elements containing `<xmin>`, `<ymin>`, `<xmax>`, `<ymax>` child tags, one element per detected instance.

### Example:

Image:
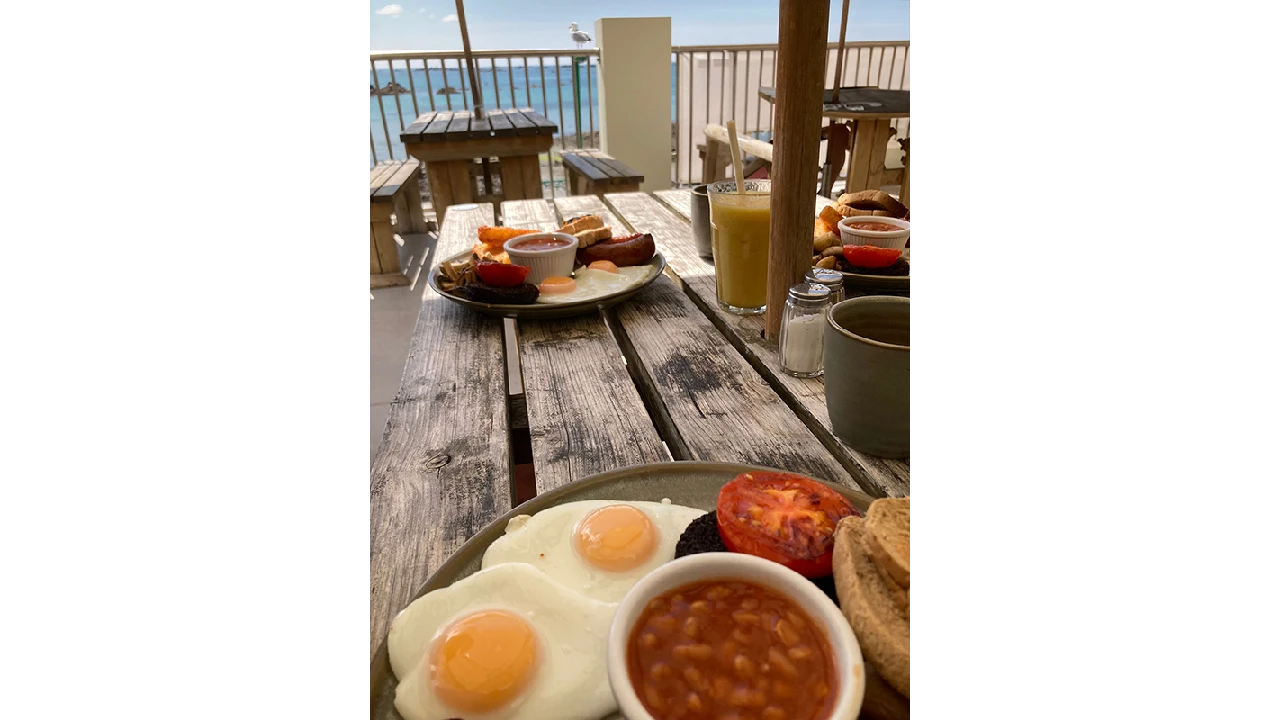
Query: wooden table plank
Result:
<box><xmin>372</xmin><ymin>158</ymin><xmax>420</xmax><ymax>201</ymax></box>
<box><xmin>654</xmin><ymin>188</ymin><xmax>693</xmax><ymax>220</ymax></box>
<box><xmin>581</xmin><ymin>155</ymin><xmax>629</xmax><ymax>183</ymax></box>
<box><xmin>603</xmin><ymin>192</ymin><xmax>910</xmax><ymax>498</ymax></box>
<box><xmin>445</xmin><ymin>112</ymin><xmax>471</xmax><ymax>138</ymax></box>
<box><xmin>486</xmin><ymin>110</ymin><xmax>517</xmax><ymax>138</ymax></box>
<box><xmin>500</xmin><ymin>108</ymin><xmax>539</xmax><ymax>136</ymax></box>
<box><xmin>518</xmin><ymin>108</ymin><xmax>558</xmax><ymax>135</ymax></box>
<box><xmin>579</xmin><ymin>151</ymin><xmax>626</xmax><ymax>179</ymax></box>
<box><xmin>369</xmin><ymin>162</ymin><xmax>399</xmax><ymax>195</ymax></box>
<box><xmin>561</xmin><ymin>152</ymin><xmax>612</xmax><ymax>183</ymax></box>
<box><xmin>500</xmin><ymin>199</ymin><xmax>672</xmax><ymax>491</ymax></box>
<box><xmin>610</xmin><ymin>275</ymin><xmax>856</xmax><ymax>488</ymax></box>
<box><xmin>758</xmin><ymin>86</ymin><xmax>911</xmax><ymax>120</ymax></box>
<box><xmin>399</xmin><ymin>111</ymin><xmax>437</xmax><ymax>143</ymax></box>
<box><xmin>518</xmin><ymin>316</ymin><xmax>672</xmax><ymax>491</ymax></box>
<box><xmin>469</xmin><ymin>115</ymin><xmax>493</xmax><ymax>139</ymax></box>
<box><xmin>594</xmin><ymin>153</ymin><xmax>643</xmax><ymax>183</ymax></box>
<box><xmin>500</xmin><ymin>199</ymin><xmax>557</xmax><ymax>231</ymax></box>
<box><xmin>369</xmin><ymin>202</ymin><xmax>512</xmax><ymax>657</ymax></box>
<box><xmin>421</xmin><ymin>111</ymin><xmax>454</xmax><ymax>143</ymax></box>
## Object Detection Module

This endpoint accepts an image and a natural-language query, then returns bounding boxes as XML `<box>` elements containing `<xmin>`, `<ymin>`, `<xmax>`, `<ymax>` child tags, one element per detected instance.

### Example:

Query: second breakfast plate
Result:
<box><xmin>369</xmin><ymin>461</ymin><xmax>874</xmax><ymax>720</ymax></box>
<box><xmin>840</xmin><ymin>249</ymin><xmax>910</xmax><ymax>297</ymax></box>
<box><xmin>427</xmin><ymin>249</ymin><xmax>667</xmax><ymax>320</ymax></box>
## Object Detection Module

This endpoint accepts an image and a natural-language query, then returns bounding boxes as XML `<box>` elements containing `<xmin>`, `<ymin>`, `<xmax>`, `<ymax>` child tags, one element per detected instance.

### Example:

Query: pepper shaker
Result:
<box><xmin>805</xmin><ymin>267</ymin><xmax>845</xmax><ymax>306</ymax></box>
<box><xmin>779</xmin><ymin>283</ymin><xmax>831</xmax><ymax>378</ymax></box>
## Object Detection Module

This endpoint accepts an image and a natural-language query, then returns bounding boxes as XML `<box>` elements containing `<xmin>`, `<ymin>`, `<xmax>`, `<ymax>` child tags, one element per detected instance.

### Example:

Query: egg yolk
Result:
<box><xmin>574</xmin><ymin>504</ymin><xmax>658</xmax><ymax>571</ymax></box>
<box><xmin>588</xmin><ymin>260</ymin><xmax>619</xmax><ymax>273</ymax></box>
<box><xmin>538</xmin><ymin>276</ymin><xmax>577</xmax><ymax>294</ymax></box>
<box><xmin>429</xmin><ymin>610</ymin><xmax>539</xmax><ymax>714</ymax></box>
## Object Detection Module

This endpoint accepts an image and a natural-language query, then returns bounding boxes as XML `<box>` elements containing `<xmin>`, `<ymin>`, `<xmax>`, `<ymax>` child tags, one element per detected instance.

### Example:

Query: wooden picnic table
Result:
<box><xmin>369</xmin><ymin>190</ymin><xmax>910</xmax><ymax>656</ymax></box>
<box><xmin>399</xmin><ymin>108</ymin><xmax>557</xmax><ymax>210</ymax></box>
<box><xmin>759</xmin><ymin>86</ymin><xmax>910</xmax><ymax>197</ymax></box>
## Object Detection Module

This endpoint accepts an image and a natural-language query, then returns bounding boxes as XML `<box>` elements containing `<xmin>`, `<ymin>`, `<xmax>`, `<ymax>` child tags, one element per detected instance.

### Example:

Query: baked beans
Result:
<box><xmin>626</xmin><ymin>579</ymin><xmax>836</xmax><ymax>719</ymax></box>
<box><xmin>847</xmin><ymin>221</ymin><xmax>902</xmax><ymax>232</ymax></box>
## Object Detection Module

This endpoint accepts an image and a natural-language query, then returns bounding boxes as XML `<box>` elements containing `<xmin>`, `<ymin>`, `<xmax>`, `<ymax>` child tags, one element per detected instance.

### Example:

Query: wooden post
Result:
<box><xmin>454</xmin><ymin>0</ymin><xmax>485</xmax><ymax>120</ymax></box>
<box><xmin>830</xmin><ymin>0</ymin><xmax>851</xmax><ymax>101</ymax></box>
<box><xmin>765</xmin><ymin>0</ymin><xmax>830</xmax><ymax>340</ymax></box>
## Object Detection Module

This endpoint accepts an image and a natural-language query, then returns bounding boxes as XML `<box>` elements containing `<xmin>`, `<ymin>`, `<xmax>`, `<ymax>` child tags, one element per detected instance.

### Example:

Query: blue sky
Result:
<box><xmin>370</xmin><ymin>0</ymin><xmax>909</xmax><ymax>52</ymax></box>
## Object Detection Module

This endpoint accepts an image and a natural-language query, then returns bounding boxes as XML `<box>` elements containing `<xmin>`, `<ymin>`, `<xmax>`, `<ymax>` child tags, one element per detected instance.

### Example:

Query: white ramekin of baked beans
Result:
<box><xmin>606</xmin><ymin>552</ymin><xmax>865</xmax><ymax>720</ymax></box>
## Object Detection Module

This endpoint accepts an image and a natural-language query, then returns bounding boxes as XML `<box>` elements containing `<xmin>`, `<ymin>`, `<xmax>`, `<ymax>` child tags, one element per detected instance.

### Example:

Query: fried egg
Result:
<box><xmin>481</xmin><ymin>499</ymin><xmax>705</xmax><ymax>602</ymax></box>
<box><xmin>389</xmin><ymin>562</ymin><xmax>617</xmax><ymax>720</ymax></box>
<box><xmin>533</xmin><ymin>266</ymin><xmax>652</xmax><ymax>304</ymax></box>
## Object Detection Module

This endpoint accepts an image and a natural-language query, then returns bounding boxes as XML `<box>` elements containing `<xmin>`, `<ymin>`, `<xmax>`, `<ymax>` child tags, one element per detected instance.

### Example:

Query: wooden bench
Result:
<box><xmin>370</xmin><ymin>159</ymin><xmax>427</xmax><ymax>288</ymax></box>
<box><xmin>560</xmin><ymin>150</ymin><xmax>644</xmax><ymax>197</ymax></box>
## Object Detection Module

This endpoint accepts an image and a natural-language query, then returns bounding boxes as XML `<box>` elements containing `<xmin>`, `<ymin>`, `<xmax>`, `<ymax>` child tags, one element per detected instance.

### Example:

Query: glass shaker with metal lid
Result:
<box><xmin>778</xmin><ymin>283</ymin><xmax>831</xmax><ymax>378</ymax></box>
<box><xmin>805</xmin><ymin>267</ymin><xmax>845</xmax><ymax>306</ymax></box>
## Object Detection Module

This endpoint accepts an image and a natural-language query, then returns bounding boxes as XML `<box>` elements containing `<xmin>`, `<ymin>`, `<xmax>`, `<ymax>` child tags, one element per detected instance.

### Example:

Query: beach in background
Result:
<box><xmin>370</xmin><ymin>62</ymin><xmax>678</xmax><ymax>163</ymax></box>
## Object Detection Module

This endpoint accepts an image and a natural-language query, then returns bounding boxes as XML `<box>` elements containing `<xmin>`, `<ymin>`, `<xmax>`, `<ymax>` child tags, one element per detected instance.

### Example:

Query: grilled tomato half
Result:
<box><xmin>715</xmin><ymin>472</ymin><xmax>858</xmax><ymax>578</ymax></box>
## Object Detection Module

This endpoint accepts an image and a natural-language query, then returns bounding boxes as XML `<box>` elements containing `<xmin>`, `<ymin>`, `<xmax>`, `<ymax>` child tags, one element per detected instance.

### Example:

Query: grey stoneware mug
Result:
<box><xmin>824</xmin><ymin>296</ymin><xmax>910</xmax><ymax>458</ymax></box>
<box><xmin>690</xmin><ymin>184</ymin><xmax>713</xmax><ymax>259</ymax></box>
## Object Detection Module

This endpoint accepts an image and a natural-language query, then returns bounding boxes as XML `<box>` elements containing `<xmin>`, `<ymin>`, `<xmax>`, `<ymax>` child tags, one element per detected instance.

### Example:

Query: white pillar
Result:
<box><xmin>594</xmin><ymin>17</ymin><xmax>672</xmax><ymax>193</ymax></box>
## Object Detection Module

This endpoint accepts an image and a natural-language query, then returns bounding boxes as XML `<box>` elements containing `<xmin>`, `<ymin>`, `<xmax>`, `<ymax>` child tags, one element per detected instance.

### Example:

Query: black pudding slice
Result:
<box><xmin>674</xmin><ymin>511</ymin><xmax>841</xmax><ymax>608</ymax></box>
<box><xmin>461</xmin><ymin>282</ymin><xmax>540</xmax><ymax>304</ymax></box>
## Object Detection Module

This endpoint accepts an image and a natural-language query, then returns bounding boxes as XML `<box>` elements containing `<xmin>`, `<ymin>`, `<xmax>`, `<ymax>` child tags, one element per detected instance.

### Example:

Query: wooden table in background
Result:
<box><xmin>399</xmin><ymin>108</ymin><xmax>557</xmax><ymax>209</ymax></box>
<box><xmin>369</xmin><ymin>190</ymin><xmax>910</xmax><ymax>656</ymax></box>
<box><xmin>759</xmin><ymin>86</ymin><xmax>910</xmax><ymax>196</ymax></box>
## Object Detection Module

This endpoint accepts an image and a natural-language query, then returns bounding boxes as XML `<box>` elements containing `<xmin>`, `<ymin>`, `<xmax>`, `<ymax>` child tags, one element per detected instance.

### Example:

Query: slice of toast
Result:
<box><xmin>560</xmin><ymin>214</ymin><xmax>604</xmax><ymax>235</ymax></box>
<box><xmin>833</xmin><ymin>516</ymin><xmax>910</xmax><ymax>698</ymax></box>
<box><xmin>861</xmin><ymin>663</ymin><xmax>911</xmax><ymax>720</ymax></box>
<box><xmin>866</xmin><ymin>497</ymin><xmax>910</xmax><ymax>589</ymax></box>
<box><xmin>834</xmin><ymin>204</ymin><xmax>878</xmax><ymax>218</ymax></box>
<box><xmin>837</xmin><ymin>190</ymin><xmax>909</xmax><ymax>218</ymax></box>
<box><xmin>574</xmin><ymin>226</ymin><xmax>612</xmax><ymax>248</ymax></box>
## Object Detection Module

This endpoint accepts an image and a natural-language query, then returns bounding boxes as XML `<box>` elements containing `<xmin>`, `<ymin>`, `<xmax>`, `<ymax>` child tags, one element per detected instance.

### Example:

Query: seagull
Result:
<box><xmin>569</xmin><ymin>22</ymin><xmax>592</xmax><ymax>49</ymax></box>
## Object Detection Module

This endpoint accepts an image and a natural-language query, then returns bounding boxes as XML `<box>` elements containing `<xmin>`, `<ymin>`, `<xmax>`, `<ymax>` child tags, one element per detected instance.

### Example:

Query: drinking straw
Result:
<box><xmin>726</xmin><ymin>119</ymin><xmax>746</xmax><ymax>194</ymax></box>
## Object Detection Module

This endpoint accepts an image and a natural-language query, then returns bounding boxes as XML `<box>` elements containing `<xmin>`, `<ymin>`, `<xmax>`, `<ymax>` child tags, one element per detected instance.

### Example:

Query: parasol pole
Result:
<box><xmin>830</xmin><ymin>0</ymin><xmax>851</xmax><ymax>102</ymax></box>
<box><xmin>454</xmin><ymin>0</ymin><xmax>485</xmax><ymax>120</ymax></box>
<box><xmin>765</xmin><ymin>0</ymin><xmax>831</xmax><ymax>341</ymax></box>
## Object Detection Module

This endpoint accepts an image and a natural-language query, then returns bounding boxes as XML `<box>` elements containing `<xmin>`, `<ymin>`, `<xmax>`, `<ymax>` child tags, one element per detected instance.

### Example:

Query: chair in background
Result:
<box><xmin>898</xmin><ymin>137</ymin><xmax>910</xmax><ymax>208</ymax></box>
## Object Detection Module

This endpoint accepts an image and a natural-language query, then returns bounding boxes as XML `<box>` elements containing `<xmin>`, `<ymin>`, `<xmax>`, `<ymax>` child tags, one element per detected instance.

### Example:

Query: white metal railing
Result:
<box><xmin>370</xmin><ymin>49</ymin><xmax>601</xmax><ymax>198</ymax></box>
<box><xmin>672</xmin><ymin>41</ymin><xmax>909</xmax><ymax>186</ymax></box>
<box><xmin>370</xmin><ymin>42</ymin><xmax>908</xmax><ymax>197</ymax></box>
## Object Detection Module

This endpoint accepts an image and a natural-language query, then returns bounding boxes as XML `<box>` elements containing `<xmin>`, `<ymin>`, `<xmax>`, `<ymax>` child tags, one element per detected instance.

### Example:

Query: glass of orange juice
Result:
<box><xmin>708</xmin><ymin>179</ymin><xmax>771</xmax><ymax>315</ymax></box>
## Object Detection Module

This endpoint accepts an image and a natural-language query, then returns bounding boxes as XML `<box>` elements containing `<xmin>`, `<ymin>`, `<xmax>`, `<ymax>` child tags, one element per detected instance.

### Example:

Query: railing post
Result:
<box><xmin>572</xmin><ymin>56</ymin><xmax>584</xmax><ymax>149</ymax></box>
<box><xmin>595</xmin><ymin>17</ymin><xmax>672</xmax><ymax>193</ymax></box>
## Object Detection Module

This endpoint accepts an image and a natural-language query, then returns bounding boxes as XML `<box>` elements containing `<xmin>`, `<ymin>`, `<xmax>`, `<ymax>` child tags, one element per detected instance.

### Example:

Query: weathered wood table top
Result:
<box><xmin>369</xmin><ymin>190</ymin><xmax>910</xmax><ymax>656</ymax></box>
<box><xmin>758</xmin><ymin>86</ymin><xmax>910</xmax><ymax>120</ymax></box>
<box><xmin>399</xmin><ymin>107</ymin><xmax>558</xmax><ymax>145</ymax></box>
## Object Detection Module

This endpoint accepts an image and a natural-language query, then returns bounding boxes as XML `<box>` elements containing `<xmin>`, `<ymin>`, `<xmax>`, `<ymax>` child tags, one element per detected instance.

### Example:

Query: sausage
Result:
<box><xmin>576</xmin><ymin>232</ymin><xmax>656</xmax><ymax>267</ymax></box>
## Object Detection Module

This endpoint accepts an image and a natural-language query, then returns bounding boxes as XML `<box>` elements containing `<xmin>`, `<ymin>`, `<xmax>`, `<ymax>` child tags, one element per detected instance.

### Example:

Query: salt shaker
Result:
<box><xmin>805</xmin><ymin>267</ymin><xmax>845</xmax><ymax>306</ymax></box>
<box><xmin>779</xmin><ymin>283</ymin><xmax>831</xmax><ymax>378</ymax></box>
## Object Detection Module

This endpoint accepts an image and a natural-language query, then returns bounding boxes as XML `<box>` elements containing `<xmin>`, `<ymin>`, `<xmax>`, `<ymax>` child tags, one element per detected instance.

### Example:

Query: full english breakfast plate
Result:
<box><xmin>428</xmin><ymin>214</ymin><xmax>667</xmax><ymax>320</ymax></box>
<box><xmin>371</xmin><ymin>458</ymin><xmax>890</xmax><ymax>717</ymax></box>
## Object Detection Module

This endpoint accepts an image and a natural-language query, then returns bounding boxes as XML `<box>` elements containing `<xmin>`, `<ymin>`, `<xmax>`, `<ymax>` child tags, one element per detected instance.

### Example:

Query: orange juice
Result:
<box><xmin>709</xmin><ymin>185</ymin><xmax>771</xmax><ymax>314</ymax></box>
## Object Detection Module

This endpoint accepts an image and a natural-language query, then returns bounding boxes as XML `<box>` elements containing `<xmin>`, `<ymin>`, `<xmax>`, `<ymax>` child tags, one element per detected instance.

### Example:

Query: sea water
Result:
<box><xmin>369</xmin><ymin>62</ymin><xmax>680</xmax><ymax>162</ymax></box>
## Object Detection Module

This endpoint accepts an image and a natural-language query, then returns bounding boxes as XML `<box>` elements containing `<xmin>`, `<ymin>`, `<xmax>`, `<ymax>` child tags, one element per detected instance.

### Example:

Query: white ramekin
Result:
<box><xmin>606</xmin><ymin>552</ymin><xmax>865</xmax><ymax>720</ymax></box>
<box><xmin>838</xmin><ymin>216</ymin><xmax>910</xmax><ymax>250</ymax></box>
<box><xmin>503</xmin><ymin>232</ymin><xmax>578</xmax><ymax>285</ymax></box>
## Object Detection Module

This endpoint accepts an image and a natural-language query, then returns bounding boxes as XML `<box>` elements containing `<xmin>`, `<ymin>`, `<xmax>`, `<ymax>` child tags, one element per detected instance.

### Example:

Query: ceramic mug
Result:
<box><xmin>690</xmin><ymin>184</ymin><xmax>713</xmax><ymax>259</ymax></box>
<box><xmin>824</xmin><ymin>296</ymin><xmax>910</xmax><ymax>458</ymax></box>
